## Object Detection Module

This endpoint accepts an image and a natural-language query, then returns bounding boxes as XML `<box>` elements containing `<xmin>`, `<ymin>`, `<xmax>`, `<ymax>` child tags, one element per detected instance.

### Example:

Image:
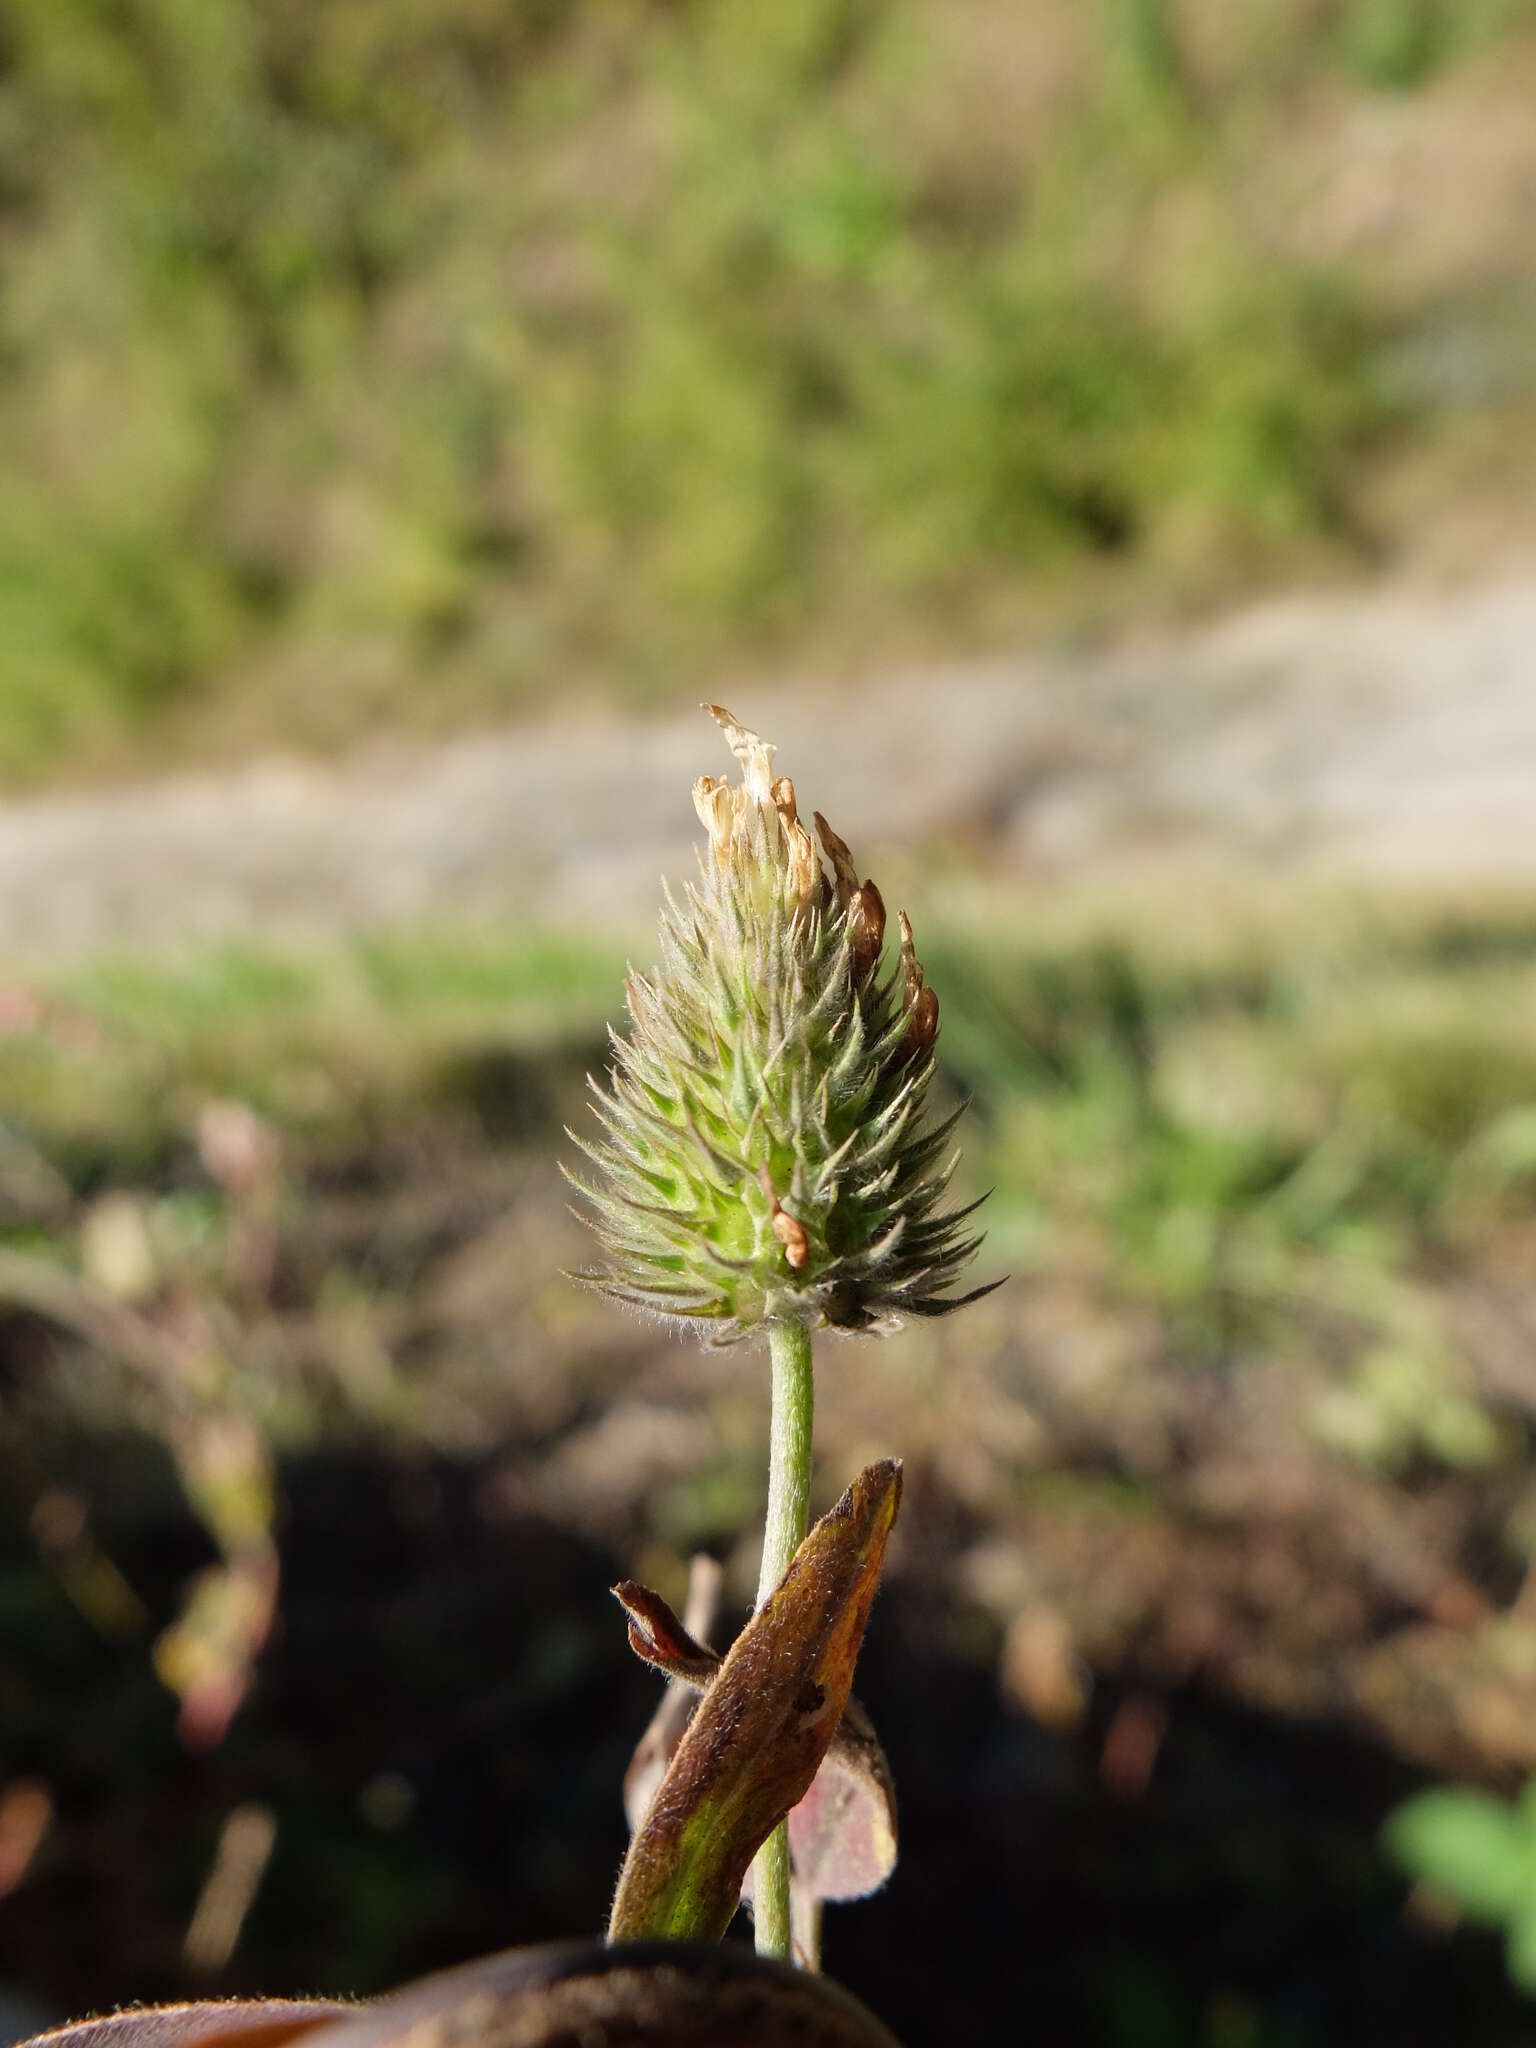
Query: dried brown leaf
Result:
<box><xmin>608</xmin><ymin>1461</ymin><xmax>901</xmax><ymax>1945</ymax></box>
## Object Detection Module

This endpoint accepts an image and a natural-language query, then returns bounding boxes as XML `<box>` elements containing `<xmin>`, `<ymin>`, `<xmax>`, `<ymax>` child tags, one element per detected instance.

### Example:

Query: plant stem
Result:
<box><xmin>756</xmin><ymin>1318</ymin><xmax>815</xmax><ymax>1612</ymax></box>
<box><xmin>752</xmin><ymin>1315</ymin><xmax>815</xmax><ymax>1962</ymax></box>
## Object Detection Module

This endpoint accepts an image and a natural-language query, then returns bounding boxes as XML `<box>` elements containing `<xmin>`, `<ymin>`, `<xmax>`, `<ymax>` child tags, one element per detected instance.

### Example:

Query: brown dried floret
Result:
<box><xmin>897</xmin><ymin>910</ymin><xmax>939</xmax><ymax>1057</ymax></box>
<box><xmin>847</xmin><ymin>880</ymin><xmax>886</xmax><ymax>983</ymax></box>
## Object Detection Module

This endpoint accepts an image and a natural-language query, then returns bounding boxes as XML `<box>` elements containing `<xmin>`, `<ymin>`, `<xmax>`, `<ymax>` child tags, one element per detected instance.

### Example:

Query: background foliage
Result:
<box><xmin>7</xmin><ymin>4</ymin><xmax>1536</xmax><ymax>2041</ymax></box>
<box><xmin>5</xmin><ymin>0</ymin><xmax>1536</xmax><ymax>778</ymax></box>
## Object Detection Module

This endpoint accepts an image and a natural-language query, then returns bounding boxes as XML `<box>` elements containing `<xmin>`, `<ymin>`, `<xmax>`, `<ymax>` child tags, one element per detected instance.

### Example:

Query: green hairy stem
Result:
<box><xmin>752</xmin><ymin>1316</ymin><xmax>816</xmax><ymax>1960</ymax></box>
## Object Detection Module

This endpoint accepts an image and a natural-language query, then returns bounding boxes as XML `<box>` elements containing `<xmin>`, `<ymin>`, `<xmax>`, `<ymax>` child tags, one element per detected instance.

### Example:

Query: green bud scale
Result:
<box><xmin>566</xmin><ymin>706</ymin><xmax>995</xmax><ymax>1344</ymax></box>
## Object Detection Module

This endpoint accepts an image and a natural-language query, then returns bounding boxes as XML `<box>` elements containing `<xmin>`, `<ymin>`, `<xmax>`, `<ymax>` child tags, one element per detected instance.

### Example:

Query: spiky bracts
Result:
<box><xmin>565</xmin><ymin>705</ymin><xmax>994</xmax><ymax>1345</ymax></box>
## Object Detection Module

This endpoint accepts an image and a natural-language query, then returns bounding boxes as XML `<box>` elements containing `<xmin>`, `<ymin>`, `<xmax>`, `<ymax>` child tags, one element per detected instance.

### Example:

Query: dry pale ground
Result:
<box><xmin>4</xmin><ymin>571</ymin><xmax>1536</xmax><ymax>959</ymax></box>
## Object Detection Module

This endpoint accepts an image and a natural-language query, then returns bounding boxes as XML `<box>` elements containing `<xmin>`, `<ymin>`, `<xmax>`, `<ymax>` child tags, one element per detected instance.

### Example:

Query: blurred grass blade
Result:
<box><xmin>609</xmin><ymin>1459</ymin><xmax>901</xmax><ymax>1946</ymax></box>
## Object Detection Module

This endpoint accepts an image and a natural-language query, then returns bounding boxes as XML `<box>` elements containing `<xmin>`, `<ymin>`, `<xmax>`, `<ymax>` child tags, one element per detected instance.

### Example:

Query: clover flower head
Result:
<box><xmin>566</xmin><ymin>705</ymin><xmax>993</xmax><ymax>1343</ymax></box>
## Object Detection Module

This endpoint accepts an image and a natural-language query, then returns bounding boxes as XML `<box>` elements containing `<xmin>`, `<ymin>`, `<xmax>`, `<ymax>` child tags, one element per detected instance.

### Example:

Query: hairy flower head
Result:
<box><xmin>565</xmin><ymin>705</ymin><xmax>995</xmax><ymax>1343</ymax></box>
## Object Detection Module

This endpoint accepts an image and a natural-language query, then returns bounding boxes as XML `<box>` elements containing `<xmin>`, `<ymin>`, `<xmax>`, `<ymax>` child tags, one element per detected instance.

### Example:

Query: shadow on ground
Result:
<box><xmin>2</xmin><ymin>1441</ymin><xmax>1530</xmax><ymax>2048</ymax></box>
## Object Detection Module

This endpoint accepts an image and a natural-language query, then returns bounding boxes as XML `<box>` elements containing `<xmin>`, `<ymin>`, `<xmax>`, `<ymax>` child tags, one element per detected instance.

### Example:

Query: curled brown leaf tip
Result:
<box><xmin>614</xmin><ymin>1581</ymin><xmax>722</xmax><ymax>1688</ymax></box>
<box><xmin>622</xmin><ymin>1556</ymin><xmax>725</xmax><ymax>1835</ymax></box>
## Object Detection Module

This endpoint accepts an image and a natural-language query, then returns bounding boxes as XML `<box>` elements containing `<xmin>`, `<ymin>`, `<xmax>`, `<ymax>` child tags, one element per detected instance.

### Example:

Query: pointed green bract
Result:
<box><xmin>566</xmin><ymin>706</ymin><xmax>994</xmax><ymax>1343</ymax></box>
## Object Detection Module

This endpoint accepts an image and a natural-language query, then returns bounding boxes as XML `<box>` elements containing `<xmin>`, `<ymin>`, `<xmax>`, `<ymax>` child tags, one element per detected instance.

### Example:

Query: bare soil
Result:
<box><xmin>5</xmin><ymin>573</ymin><xmax>1536</xmax><ymax>959</ymax></box>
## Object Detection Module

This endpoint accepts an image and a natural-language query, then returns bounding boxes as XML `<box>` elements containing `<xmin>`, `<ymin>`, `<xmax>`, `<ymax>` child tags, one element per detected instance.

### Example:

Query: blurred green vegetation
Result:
<box><xmin>8</xmin><ymin>894</ymin><xmax>1536</xmax><ymax>1779</ymax></box>
<box><xmin>2</xmin><ymin>925</ymin><xmax>630</xmax><ymax>1185</ymax></box>
<box><xmin>8</xmin><ymin>898</ymin><xmax>1536</xmax><ymax>1487</ymax></box>
<box><xmin>6</xmin><ymin>899</ymin><xmax>1536</xmax><ymax>2036</ymax></box>
<box><xmin>1389</xmin><ymin>1781</ymin><xmax>1536</xmax><ymax>1992</ymax></box>
<box><xmin>6</xmin><ymin>0</ymin><xmax>1536</xmax><ymax>782</ymax></box>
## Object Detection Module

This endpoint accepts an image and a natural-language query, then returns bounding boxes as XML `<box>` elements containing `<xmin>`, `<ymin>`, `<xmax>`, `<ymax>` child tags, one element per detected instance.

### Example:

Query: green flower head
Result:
<box><xmin>566</xmin><ymin>705</ymin><xmax>995</xmax><ymax>1344</ymax></box>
